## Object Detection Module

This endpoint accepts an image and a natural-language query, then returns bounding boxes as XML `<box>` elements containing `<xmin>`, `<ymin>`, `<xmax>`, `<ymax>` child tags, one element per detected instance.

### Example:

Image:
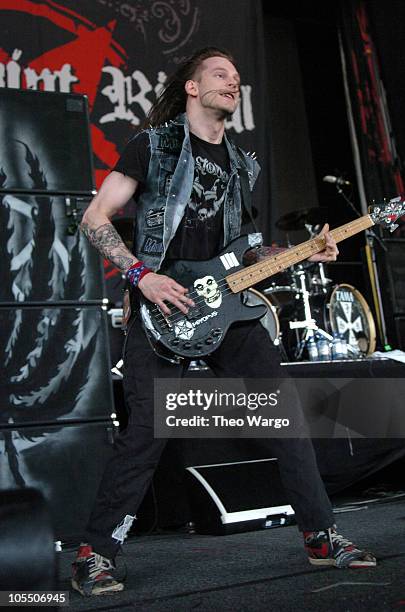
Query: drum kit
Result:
<box><xmin>108</xmin><ymin>209</ymin><xmax>377</xmax><ymax>366</ymax></box>
<box><xmin>247</xmin><ymin>206</ymin><xmax>376</xmax><ymax>362</ymax></box>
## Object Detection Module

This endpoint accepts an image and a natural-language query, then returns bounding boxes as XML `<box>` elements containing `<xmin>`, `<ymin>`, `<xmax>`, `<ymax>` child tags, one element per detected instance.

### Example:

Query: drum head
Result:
<box><xmin>244</xmin><ymin>288</ymin><xmax>280</xmax><ymax>344</ymax></box>
<box><xmin>328</xmin><ymin>284</ymin><xmax>376</xmax><ymax>355</ymax></box>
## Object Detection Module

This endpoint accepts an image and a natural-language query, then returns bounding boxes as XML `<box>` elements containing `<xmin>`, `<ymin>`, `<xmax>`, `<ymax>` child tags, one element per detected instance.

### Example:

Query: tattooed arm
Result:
<box><xmin>81</xmin><ymin>170</ymin><xmax>193</xmax><ymax>314</ymax></box>
<box><xmin>80</xmin><ymin>171</ymin><xmax>139</xmax><ymax>272</ymax></box>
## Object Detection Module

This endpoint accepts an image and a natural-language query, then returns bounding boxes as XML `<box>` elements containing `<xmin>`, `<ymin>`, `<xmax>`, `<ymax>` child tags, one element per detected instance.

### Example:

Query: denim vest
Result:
<box><xmin>133</xmin><ymin>113</ymin><xmax>261</xmax><ymax>271</ymax></box>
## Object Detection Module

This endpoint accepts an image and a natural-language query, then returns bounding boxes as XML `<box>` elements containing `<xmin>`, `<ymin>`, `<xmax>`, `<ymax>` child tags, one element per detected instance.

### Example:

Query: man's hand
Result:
<box><xmin>307</xmin><ymin>223</ymin><xmax>339</xmax><ymax>263</ymax></box>
<box><xmin>138</xmin><ymin>273</ymin><xmax>194</xmax><ymax>315</ymax></box>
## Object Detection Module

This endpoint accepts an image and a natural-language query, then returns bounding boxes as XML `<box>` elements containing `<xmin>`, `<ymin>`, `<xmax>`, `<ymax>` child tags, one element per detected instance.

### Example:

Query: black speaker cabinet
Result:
<box><xmin>0</xmin><ymin>89</ymin><xmax>94</xmax><ymax>193</ymax></box>
<box><xmin>0</xmin><ymin>305</ymin><xmax>114</xmax><ymax>425</ymax></box>
<box><xmin>186</xmin><ymin>458</ymin><xmax>294</xmax><ymax>535</ymax></box>
<box><xmin>0</xmin><ymin>421</ymin><xmax>116</xmax><ymax>543</ymax></box>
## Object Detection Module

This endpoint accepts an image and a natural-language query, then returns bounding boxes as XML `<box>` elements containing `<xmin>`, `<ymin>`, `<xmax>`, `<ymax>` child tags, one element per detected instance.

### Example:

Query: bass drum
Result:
<box><xmin>244</xmin><ymin>288</ymin><xmax>280</xmax><ymax>345</ymax></box>
<box><xmin>277</xmin><ymin>283</ymin><xmax>376</xmax><ymax>360</ymax></box>
<box><xmin>326</xmin><ymin>283</ymin><xmax>376</xmax><ymax>356</ymax></box>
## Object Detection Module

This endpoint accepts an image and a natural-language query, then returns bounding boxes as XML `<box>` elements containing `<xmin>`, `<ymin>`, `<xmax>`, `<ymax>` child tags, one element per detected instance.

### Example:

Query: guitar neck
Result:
<box><xmin>226</xmin><ymin>214</ymin><xmax>374</xmax><ymax>293</ymax></box>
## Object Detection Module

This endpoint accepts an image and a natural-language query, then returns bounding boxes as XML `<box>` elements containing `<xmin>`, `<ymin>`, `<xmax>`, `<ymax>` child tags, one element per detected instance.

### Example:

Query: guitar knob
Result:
<box><xmin>213</xmin><ymin>328</ymin><xmax>222</xmax><ymax>337</ymax></box>
<box><xmin>183</xmin><ymin>342</ymin><xmax>192</xmax><ymax>349</ymax></box>
<box><xmin>171</xmin><ymin>339</ymin><xmax>179</xmax><ymax>345</ymax></box>
<box><xmin>205</xmin><ymin>337</ymin><xmax>213</xmax><ymax>344</ymax></box>
<box><xmin>195</xmin><ymin>342</ymin><xmax>203</xmax><ymax>349</ymax></box>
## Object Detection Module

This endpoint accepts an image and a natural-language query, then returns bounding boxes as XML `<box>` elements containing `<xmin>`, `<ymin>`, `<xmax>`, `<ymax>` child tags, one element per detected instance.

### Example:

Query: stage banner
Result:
<box><xmin>0</xmin><ymin>1</ymin><xmax>270</xmax><ymax>260</ymax></box>
<box><xmin>339</xmin><ymin>0</ymin><xmax>405</xmax><ymax>228</ymax></box>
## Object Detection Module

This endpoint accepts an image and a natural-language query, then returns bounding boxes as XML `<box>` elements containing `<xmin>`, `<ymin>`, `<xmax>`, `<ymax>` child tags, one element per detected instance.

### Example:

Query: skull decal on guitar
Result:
<box><xmin>194</xmin><ymin>275</ymin><xmax>222</xmax><ymax>308</ymax></box>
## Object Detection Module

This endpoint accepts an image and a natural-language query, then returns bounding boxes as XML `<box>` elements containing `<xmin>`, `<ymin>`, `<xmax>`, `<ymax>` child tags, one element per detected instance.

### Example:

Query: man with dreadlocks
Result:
<box><xmin>72</xmin><ymin>47</ymin><xmax>376</xmax><ymax>597</ymax></box>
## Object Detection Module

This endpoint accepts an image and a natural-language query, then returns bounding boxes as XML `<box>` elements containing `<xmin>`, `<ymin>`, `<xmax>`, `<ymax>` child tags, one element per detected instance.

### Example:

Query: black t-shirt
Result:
<box><xmin>114</xmin><ymin>131</ymin><xmax>230</xmax><ymax>260</ymax></box>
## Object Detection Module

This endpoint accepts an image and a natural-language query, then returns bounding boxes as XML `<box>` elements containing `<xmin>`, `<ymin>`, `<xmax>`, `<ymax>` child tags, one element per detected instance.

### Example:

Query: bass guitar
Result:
<box><xmin>140</xmin><ymin>198</ymin><xmax>405</xmax><ymax>359</ymax></box>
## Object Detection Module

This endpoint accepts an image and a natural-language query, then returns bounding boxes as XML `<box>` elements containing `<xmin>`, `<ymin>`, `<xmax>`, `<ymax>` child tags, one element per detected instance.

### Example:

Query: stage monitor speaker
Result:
<box><xmin>0</xmin><ymin>488</ymin><xmax>56</xmax><ymax>591</ymax></box>
<box><xmin>186</xmin><ymin>458</ymin><xmax>294</xmax><ymax>535</ymax></box>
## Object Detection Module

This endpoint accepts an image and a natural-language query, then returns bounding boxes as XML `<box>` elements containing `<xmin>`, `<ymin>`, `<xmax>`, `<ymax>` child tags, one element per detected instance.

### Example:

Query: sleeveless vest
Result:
<box><xmin>132</xmin><ymin>113</ymin><xmax>261</xmax><ymax>271</ymax></box>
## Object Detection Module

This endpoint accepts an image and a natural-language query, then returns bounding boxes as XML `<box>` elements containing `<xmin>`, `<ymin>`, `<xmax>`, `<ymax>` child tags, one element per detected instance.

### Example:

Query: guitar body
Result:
<box><xmin>139</xmin><ymin>236</ymin><xmax>267</xmax><ymax>358</ymax></box>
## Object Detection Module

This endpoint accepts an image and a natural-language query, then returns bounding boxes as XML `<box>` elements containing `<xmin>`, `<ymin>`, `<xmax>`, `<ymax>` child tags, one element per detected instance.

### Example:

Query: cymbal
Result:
<box><xmin>275</xmin><ymin>207</ymin><xmax>328</xmax><ymax>231</ymax></box>
<box><xmin>112</xmin><ymin>217</ymin><xmax>134</xmax><ymax>249</ymax></box>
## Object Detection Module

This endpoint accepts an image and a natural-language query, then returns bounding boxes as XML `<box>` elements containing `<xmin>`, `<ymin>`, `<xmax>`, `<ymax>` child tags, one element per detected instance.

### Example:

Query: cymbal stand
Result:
<box><xmin>289</xmin><ymin>270</ymin><xmax>333</xmax><ymax>360</ymax></box>
<box><xmin>333</xmin><ymin>184</ymin><xmax>389</xmax><ymax>347</ymax></box>
<box><xmin>289</xmin><ymin>269</ymin><xmax>359</xmax><ymax>360</ymax></box>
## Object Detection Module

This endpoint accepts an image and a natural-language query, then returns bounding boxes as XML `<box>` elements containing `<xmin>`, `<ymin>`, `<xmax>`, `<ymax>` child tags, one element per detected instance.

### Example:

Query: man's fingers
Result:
<box><xmin>155</xmin><ymin>299</ymin><xmax>171</xmax><ymax>315</ymax></box>
<box><xmin>170</xmin><ymin>297</ymin><xmax>190</xmax><ymax>315</ymax></box>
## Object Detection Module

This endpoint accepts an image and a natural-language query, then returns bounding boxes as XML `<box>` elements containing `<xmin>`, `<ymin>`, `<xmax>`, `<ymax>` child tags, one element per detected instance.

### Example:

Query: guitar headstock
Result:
<box><xmin>369</xmin><ymin>196</ymin><xmax>405</xmax><ymax>232</ymax></box>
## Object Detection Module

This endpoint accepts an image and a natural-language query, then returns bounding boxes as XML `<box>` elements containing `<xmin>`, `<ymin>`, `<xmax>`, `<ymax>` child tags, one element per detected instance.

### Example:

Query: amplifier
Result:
<box><xmin>186</xmin><ymin>458</ymin><xmax>294</xmax><ymax>535</ymax></box>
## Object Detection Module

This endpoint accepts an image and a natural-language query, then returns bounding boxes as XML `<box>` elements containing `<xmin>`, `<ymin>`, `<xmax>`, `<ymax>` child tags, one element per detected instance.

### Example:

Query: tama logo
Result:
<box><xmin>192</xmin><ymin>311</ymin><xmax>218</xmax><ymax>327</ymax></box>
<box><xmin>336</xmin><ymin>291</ymin><xmax>354</xmax><ymax>302</ymax></box>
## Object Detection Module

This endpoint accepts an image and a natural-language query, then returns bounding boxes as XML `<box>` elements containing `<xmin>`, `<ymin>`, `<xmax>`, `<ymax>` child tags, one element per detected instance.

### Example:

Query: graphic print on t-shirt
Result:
<box><xmin>188</xmin><ymin>155</ymin><xmax>229</xmax><ymax>223</ymax></box>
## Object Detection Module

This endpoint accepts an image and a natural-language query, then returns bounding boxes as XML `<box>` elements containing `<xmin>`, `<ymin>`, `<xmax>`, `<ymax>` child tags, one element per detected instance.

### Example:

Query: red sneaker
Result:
<box><xmin>304</xmin><ymin>528</ymin><xmax>377</xmax><ymax>568</ymax></box>
<box><xmin>71</xmin><ymin>544</ymin><xmax>124</xmax><ymax>597</ymax></box>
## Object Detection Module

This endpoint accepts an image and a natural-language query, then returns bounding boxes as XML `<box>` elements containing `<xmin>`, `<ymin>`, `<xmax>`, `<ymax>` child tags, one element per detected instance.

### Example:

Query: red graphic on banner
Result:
<box><xmin>0</xmin><ymin>0</ymin><xmax>129</xmax><ymax>186</ymax></box>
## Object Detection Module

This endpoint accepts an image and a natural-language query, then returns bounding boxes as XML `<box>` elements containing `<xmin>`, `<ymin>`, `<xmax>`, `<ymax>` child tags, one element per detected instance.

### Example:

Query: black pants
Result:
<box><xmin>85</xmin><ymin>316</ymin><xmax>334</xmax><ymax>560</ymax></box>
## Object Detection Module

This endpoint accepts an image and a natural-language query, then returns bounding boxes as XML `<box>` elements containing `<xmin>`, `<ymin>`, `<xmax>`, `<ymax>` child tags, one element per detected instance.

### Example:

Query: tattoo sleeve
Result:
<box><xmin>81</xmin><ymin>221</ymin><xmax>135</xmax><ymax>272</ymax></box>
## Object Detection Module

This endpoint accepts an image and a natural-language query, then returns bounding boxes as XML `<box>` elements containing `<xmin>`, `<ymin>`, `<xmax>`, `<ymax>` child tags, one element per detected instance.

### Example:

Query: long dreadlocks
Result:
<box><xmin>145</xmin><ymin>47</ymin><xmax>237</xmax><ymax>128</ymax></box>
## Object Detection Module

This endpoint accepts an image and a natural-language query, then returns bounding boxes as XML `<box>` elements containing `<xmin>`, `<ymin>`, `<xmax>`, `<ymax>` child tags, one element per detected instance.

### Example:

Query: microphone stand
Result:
<box><xmin>334</xmin><ymin>184</ymin><xmax>389</xmax><ymax>348</ymax></box>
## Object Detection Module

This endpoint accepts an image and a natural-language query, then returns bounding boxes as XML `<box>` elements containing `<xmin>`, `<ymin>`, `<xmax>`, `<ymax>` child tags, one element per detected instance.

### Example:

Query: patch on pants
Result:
<box><xmin>111</xmin><ymin>514</ymin><xmax>136</xmax><ymax>543</ymax></box>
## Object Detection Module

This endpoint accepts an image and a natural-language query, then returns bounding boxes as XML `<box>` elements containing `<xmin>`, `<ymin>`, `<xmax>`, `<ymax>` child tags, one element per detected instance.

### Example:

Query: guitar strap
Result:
<box><xmin>236</xmin><ymin>147</ymin><xmax>259</xmax><ymax>233</ymax></box>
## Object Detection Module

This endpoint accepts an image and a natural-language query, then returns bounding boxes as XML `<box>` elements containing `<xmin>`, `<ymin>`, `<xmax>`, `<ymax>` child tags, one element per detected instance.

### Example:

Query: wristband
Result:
<box><xmin>126</xmin><ymin>261</ymin><xmax>152</xmax><ymax>288</ymax></box>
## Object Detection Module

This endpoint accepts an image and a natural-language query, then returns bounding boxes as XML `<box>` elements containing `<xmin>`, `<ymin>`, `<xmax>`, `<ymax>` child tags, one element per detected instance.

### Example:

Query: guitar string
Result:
<box><xmin>148</xmin><ymin>247</ymin><xmax>315</xmax><ymax>322</ymax></box>
<box><xmin>149</xmin><ymin>223</ymin><xmax>368</xmax><ymax>327</ymax></box>
<box><xmin>148</xmin><ymin>219</ymin><xmax>370</xmax><ymax>328</ymax></box>
<box><xmin>148</xmin><ymin>246</ymin><xmax>331</xmax><ymax>326</ymax></box>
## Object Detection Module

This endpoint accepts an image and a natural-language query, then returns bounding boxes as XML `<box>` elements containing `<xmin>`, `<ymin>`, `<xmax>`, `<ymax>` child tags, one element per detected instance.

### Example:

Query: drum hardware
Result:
<box><xmin>287</xmin><ymin>269</ymin><xmax>335</xmax><ymax>360</ymax></box>
<box><xmin>284</xmin><ymin>271</ymin><xmax>366</xmax><ymax>361</ymax></box>
<box><xmin>311</xmin><ymin>262</ymin><xmax>332</xmax><ymax>293</ymax></box>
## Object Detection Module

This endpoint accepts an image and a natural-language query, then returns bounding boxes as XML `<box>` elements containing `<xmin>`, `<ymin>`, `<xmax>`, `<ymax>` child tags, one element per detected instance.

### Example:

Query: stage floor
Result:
<box><xmin>60</xmin><ymin>495</ymin><xmax>405</xmax><ymax>611</ymax></box>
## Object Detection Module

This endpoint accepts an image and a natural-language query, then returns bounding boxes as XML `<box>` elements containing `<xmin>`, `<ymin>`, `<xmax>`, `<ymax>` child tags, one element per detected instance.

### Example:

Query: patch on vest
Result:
<box><xmin>146</xmin><ymin>207</ymin><xmax>165</xmax><ymax>228</ymax></box>
<box><xmin>156</xmin><ymin>129</ymin><xmax>183</xmax><ymax>154</ymax></box>
<box><xmin>141</xmin><ymin>236</ymin><xmax>163</xmax><ymax>255</ymax></box>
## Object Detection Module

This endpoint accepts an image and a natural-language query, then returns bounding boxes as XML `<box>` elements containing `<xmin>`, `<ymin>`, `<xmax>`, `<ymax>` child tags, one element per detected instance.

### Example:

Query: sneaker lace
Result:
<box><xmin>329</xmin><ymin>530</ymin><xmax>355</xmax><ymax>549</ymax></box>
<box><xmin>87</xmin><ymin>553</ymin><xmax>114</xmax><ymax>580</ymax></box>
